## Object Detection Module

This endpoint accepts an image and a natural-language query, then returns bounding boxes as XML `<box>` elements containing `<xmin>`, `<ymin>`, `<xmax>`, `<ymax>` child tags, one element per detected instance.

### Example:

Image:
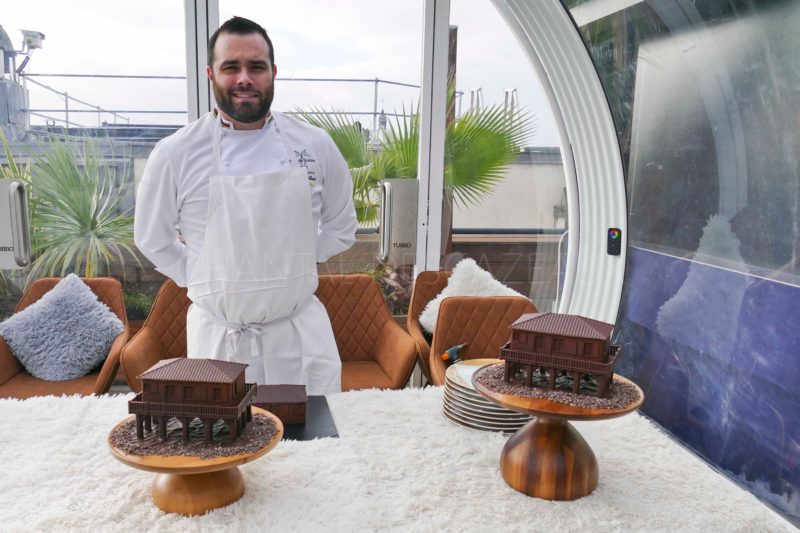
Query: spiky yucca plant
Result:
<box><xmin>27</xmin><ymin>136</ymin><xmax>138</xmax><ymax>279</ymax></box>
<box><xmin>0</xmin><ymin>131</ymin><xmax>31</xmax><ymax>183</ymax></box>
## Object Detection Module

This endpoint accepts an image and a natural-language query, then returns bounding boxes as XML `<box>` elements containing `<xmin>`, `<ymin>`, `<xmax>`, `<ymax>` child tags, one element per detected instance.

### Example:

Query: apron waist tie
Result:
<box><xmin>202</xmin><ymin>297</ymin><xmax>314</xmax><ymax>362</ymax></box>
<box><xmin>224</xmin><ymin>321</ymin><xmax>266</xmax><ymax>361</ymax></box>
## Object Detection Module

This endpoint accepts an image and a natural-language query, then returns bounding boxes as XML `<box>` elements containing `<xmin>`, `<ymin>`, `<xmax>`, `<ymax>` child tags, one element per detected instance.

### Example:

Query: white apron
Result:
<box><xmin>185</xmin><ymin>114</ymin><xmax>341</xmax><ymax>394</ymax></box>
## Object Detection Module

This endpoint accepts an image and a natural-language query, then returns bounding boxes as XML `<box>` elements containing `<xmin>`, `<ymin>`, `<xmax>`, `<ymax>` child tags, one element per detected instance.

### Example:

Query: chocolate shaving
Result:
<box><xmin>110</xmin><ymin>413</ymin><xmax>279</xmax><ymax>460</ymax></box>
<box><xmin>473</xmin><ymin>363</ymin><xmax>641</xmax><ymax>410</ymax></box>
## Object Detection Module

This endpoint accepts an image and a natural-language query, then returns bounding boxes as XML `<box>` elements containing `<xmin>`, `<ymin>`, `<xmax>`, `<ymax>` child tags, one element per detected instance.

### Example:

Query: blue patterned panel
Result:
<box><xmin>617</xmin><ymin>247</ymin><xmax>800</xmax><ymax>525</ymax></box>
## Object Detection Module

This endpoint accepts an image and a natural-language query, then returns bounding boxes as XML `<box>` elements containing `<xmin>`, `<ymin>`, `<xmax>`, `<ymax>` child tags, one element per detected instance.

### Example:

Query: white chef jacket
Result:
<box><xmin>134</xmin><ymin>111</ymin><xmax>358</xmax><ymax>287</ymax></box>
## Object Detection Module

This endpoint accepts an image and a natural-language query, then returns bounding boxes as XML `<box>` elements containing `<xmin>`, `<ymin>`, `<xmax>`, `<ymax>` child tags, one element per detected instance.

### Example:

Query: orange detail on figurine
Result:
<box><xmin>440</xmin><ymin>342</ymin><xmax>469</xmax><ymax>365</ymax></box>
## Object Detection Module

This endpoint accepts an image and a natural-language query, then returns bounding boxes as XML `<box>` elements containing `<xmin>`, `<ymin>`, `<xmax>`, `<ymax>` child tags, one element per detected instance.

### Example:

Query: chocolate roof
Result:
<box><xmin>138</xmin><ymin>358</ymin><xmax>247</xmax><ymax>383</ymax></box>
<box><xmin>511</xmin><ymin>312</ymin><xmax>614</xmax><ymax>340</ymax></box>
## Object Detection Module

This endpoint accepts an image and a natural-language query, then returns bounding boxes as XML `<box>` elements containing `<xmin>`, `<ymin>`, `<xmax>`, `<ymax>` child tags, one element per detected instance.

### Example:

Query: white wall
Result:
<box><xmin>453</xmin><ymin>157</ymin><xmax>566</xmax><ymax>229</ymax></box>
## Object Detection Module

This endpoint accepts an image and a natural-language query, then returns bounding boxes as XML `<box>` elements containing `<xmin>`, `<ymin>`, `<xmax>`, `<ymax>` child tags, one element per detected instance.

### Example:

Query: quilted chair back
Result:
<box><xmin>315</xmin><ymin>274</ymin><xmax>392</xmax><ymax>361</ymax></box>
<box><xmin>142</xmin><ymin>278</ymin><xmax>191</xmax><ymax>358</ymax></box>
<box><xmin>120</xmin><ymin>278</ymin><xmax>190</xmax><ymax>392</ymax></box>
<box><xmin>17</xmin><ymin>277</ymin><xmax>127</xmax><ymax>323</ymax></box>
<box><xmin>429</xmin><ymin>295</ymin><xmax>537</xmax><ymax>385</ymax></box>
<box><xmin>406</xmin><ymin>270</ymin><xmax>451</xmax><ymax>381</ymax></box>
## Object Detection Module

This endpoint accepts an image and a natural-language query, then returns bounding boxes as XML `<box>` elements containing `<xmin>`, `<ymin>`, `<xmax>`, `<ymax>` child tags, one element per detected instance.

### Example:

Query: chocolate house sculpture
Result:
<box><xmin>501</xmin><ymin>313</ymin><xmax>621</xmax><ymax>397</ymax></box>
<box><xmin>129</xmin><ymin>358</ymin><xmax>257</xmax><ymax>443</ymax></box>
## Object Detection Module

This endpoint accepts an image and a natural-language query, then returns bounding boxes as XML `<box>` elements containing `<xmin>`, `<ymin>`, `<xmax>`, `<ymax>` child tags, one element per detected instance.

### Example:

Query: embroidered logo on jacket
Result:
<box><xmin>294</xmin><ymin>149</ymin><xmax>318</xmax><ymax>186</ymax></box>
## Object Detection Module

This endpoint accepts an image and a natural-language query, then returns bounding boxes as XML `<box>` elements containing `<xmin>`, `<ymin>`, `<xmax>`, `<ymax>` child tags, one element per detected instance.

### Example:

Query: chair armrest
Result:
<box><xmin>428</xmin><ymin>295</ymin><xmax>536</xmax><ymax>386</ymax></box>
<box><xmin>0</xmin><ymin>335</ymin><xmax>21</xmax><ymax>387</ymax></box>
<box><xmin>373</xmin><ymin>320</ymin><xmax>418</xmax><ymax>389</ymax></box>
<box><xmin>93</xmin><ymin>328</ymin><xmax>130</xmax><ymax>395</ymax></box>
<box><xmin>120</xmin><ymin>326</ymin><xmax>170</xmax><ymax>393</ymax></box>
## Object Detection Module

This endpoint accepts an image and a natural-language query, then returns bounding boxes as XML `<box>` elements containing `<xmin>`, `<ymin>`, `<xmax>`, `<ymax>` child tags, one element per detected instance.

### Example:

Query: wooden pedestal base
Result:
<box><xmin>501</xmin><ymin>417</ymin><xmax>598</xmax><ymax>500</ymax></box>
<box><xmin>473</xmin><ymin>372</ymin><xmax>644</xmax><ymax>502</ymax></box>
<box><xmin>109</xmin><ymin>407</ymin><xmax>283</xmax><ymax>516</ymax></box>
<box><xmin>152</xmin><ymin>467</ymin><xmax>246</xmax><ymax>516</ymax></box>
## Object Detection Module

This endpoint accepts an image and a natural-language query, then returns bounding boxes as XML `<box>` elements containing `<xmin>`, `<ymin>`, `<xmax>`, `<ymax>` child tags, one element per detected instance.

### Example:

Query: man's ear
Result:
<box><xmin>273</xmin><ymin>64</ymin><xmax>278</xmax><ymax>78</ymax></box>
<box><xmin>206</xmin><ymin>66</ymin><xmax>213</xmax><ymax>81</ymax></box>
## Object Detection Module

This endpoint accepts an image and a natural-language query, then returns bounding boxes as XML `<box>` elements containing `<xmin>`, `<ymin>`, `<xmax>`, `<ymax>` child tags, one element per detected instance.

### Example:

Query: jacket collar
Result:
<box><xmin>212</xmin><ymin>108</ymin><xmax>274</xmax><ymax>130</ymax></box>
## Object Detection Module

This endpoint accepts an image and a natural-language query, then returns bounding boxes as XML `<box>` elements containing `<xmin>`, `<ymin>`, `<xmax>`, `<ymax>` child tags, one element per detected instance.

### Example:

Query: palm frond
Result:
<box><xmin>294</xmin><ymin>108</ymin><xmax>370</xmax><ymax>169</ymax></box>
<box><xmin>446</xmin><ymin>105</ymin><xmax>535</xmax><ymax>206</ymax></box>
<box><xmin>296</xmin><ymin>101</ymin><xmax>535</xmax><ymax>223</ymax></box>
<box><xmin>296</xmin><ymin>107</ymin><xmax>386</xmax><ymax>226</ymax></box>
<box><xmin>383</xmin><ymin>106</ymin><xmax>419</xmax><ymax>178</ymax></box>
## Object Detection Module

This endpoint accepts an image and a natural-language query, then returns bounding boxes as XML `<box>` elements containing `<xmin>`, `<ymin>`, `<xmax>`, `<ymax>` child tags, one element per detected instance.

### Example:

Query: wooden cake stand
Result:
<box><xmin>473</xmin><ymin>372</ymin><xmax>643</xmax><ymax>501</ymax></box>
<box><xmin>108</xmin><ymin>407</ymin><xmax>283</xmax><ymax>516</ymax></box>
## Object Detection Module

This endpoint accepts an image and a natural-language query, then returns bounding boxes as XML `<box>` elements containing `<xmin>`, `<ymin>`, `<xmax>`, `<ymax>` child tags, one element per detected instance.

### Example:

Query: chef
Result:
<box><xmin>134</xmin><ymin>16</ymin><xmax>357</xmax><ymax>395</ymax></box>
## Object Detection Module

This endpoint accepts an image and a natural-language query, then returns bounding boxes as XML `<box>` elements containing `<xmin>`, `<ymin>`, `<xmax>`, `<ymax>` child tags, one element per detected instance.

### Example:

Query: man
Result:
<box><xmin>134</xmin><ymin>16</ymin><xmax>357</xmax><ymax>395</ymax></box>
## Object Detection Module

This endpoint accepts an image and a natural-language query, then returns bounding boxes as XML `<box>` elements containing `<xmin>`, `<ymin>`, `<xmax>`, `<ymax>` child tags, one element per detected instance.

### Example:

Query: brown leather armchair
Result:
<box><xmin>120</xmin><ymin>278</ymin><xmax>191</xmax><ymax>392</ymax></box>
<box><xmin>428</xmin><ymin>295</ymin><xmax>537</xmax><ymax>386</ymax></box>
<box><xmin>316</xmin><ymin>274</ymin><xmax>417</xmax><ymax>391</ymax></box>
<box><xmin>406</xmin><ymin>270</ymin><xmax>451</xmax><ymax>383</ymax></box>
<box><xmin>0</xmin><ymin>277</ymin><xmax>129</xmax><ymax>399</ymax></box>
<box><xmin>123</xmin><ymin>275</ymin><xmax>417</xmax><ymax>393</ymax></box>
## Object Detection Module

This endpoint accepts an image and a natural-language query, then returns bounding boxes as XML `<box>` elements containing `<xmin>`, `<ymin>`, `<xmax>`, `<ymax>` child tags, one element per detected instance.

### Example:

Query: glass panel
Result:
<box><xmin>439</xmin><ymin>0</ymin><xmax>568</xmax><ymax>313</ymax></box>
<box><xmin>562</xmin><ymin>0</ymin><xmax>800</xmax><ymax>524</ymax></box>
<box><xmin>0</xmin><ymin>3</ymin><xmax>186</xmax><ymax>339</ymax></box>
<box><xmin>566</xmin><ymin>0</ymin><xmax>799</xmax><ymax>284</ymax></box>
<box><xmin>220</xmin><ymin>1</ymin><xmax>424</xmax><ymax>314</ymax></box>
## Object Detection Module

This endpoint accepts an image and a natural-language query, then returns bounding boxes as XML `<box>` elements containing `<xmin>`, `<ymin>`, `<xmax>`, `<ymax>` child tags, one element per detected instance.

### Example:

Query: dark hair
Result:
<box><xmin>208</xmin><ymin>16</ymin><xmax>274</xmax><ymax>67</ymax></box>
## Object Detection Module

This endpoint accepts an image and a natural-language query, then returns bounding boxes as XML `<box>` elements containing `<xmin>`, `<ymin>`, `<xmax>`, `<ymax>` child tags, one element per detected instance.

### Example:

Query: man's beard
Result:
<box><xmin>212</xmin><ymin>82</ymin><xmax>274</xmax><ymax>124</ymax></box>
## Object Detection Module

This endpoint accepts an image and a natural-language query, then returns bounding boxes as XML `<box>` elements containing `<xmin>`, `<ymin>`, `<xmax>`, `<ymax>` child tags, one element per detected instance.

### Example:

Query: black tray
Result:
<box><xmin>281</xmin><ymin>395</ymin><xmax>339</xmax><ymax>441</ymax></box>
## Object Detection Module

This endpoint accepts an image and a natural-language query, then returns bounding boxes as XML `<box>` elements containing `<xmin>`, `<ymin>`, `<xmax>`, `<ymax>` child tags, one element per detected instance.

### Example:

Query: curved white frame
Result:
<box><xmin>491</xmin><ymin>0</ymin><xmax>628</xmax><ymax>323</ymax></box>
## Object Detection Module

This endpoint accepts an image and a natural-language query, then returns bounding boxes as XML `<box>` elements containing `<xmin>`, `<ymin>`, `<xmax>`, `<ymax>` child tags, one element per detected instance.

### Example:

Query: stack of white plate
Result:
<box><xmin>442</xmin><ymin>358</ymin><xmax>532</xmax><ymax>433</ymax></box>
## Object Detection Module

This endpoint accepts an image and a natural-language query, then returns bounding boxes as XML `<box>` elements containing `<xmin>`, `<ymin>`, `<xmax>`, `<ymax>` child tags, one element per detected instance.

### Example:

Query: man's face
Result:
<box><xmin>207</xmin><ymin>32</ymin><xmax>276</xmax><ymax>127</ymax></box>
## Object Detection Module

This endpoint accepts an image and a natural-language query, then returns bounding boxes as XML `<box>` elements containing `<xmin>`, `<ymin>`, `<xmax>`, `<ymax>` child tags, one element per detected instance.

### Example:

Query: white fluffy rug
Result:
<box><xmin>0</xmin><ymin>387</ymin><xmax>793</xmax><ymax>532</ymax></box>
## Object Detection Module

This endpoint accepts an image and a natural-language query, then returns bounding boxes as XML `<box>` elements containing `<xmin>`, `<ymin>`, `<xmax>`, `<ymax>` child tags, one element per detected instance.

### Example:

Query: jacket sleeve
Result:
<box><xmin>316</xmin><ymin>135</ymin><xmax>358</xmax><ymax>263</ymax></box>
<box><xmin>134</xmin><ymin>142</ymin><xmax>188</xmax><ymax>286</ymax></box>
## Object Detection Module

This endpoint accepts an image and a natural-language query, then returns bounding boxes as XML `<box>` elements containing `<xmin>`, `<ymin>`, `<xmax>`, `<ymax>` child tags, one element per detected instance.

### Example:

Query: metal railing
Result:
<box><xmin>128</xmin><ymin>383</ymin><xmax>256</xmax><ymax>419</ymax></box>
<box><xmin>500</xmin><ymin>345</ymin><xmax>620</xmax><ymax>374</ymax></box>
<box><xmin>20</xmin><ymin>73</ymin><xmax>444</xmax><ymax>129</ymax></box>
<box><xmin>21</xmin><ymin>75</ymin><xmax>131</xmax><ymax>126</ymax></box>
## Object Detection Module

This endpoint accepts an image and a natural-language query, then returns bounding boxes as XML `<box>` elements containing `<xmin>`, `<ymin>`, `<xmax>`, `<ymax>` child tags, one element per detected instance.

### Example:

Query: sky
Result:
<box><xmin>1</xmin><ymin>0</ymin><xmax>559</xmax><ymax>146</ymax></box>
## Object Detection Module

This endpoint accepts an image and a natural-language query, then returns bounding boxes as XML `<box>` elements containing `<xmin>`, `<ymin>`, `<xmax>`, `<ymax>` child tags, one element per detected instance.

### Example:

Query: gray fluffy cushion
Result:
<box><xmin>0</xmin><ymin>274</ymin><xmax>124</xmax><ymax>381</ymax></box>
